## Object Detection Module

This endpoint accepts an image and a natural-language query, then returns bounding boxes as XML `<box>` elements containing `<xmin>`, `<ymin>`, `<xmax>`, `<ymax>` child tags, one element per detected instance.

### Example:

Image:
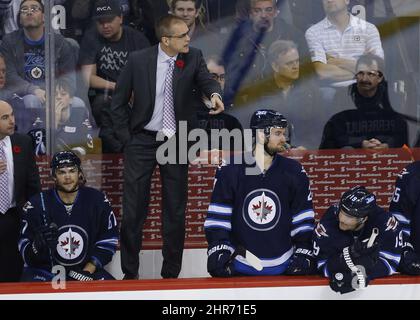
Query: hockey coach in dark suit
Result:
<box><xmin>110</xmin><ymin>14</ymin><xmax>224</xmax><ymax>279</ymax></box>
<box><xmin>0</xmin><ymin>100</ymin><xmax>41</xmax><ymax>282</ymax></box>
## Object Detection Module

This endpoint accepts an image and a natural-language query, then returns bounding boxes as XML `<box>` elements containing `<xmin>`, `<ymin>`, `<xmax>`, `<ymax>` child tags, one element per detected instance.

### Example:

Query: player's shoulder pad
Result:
<box><xmin>370</xmin><ymin>207</ymin><xmax>399</xmax><ymax>232</ymax></box>
<box><xmin>314</xmin><ymin>221</ymin><xmax>329</xmax><ymax>239</ymax></box>
<box><xmin>22</xmin><ymin>199</ymin><xmax>35</xmax><ymax>214</ymax></box>
<box><xmin>80</xmin><ymin>186</ymin><xmax>109</xmax><ymax>202</ymax></box>
<box><xmin>23</xmin><ymin>191</ymin><xmax>45</xmax><ymax>212</ymax></box>
<box><xmin>216</xmin><ymin>154</ymin><xmax>244</xmax><ymax>175</ymax></box>
<box><xmin>378</xmin><ymin>208</ymin><xmax>400</xmax><ymax>232</ymax></box>
<box><xmin>397</xmin><ymin>161</ymin><xmax>420</xmax><ymax>180</ymax></box>
<box><xmin>319</xmin><ymin>204</ymin><xmax>339</xmax><ymax>223</ymax></box>
<box><xmin>276</xmin><ymin>154</ymin><xmax>306</xmax><ymax>175</ymax></box>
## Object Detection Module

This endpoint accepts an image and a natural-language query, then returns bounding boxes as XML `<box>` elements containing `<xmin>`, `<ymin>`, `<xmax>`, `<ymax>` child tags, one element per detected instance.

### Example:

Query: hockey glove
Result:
<box><xmin>31</xmin><ymin>223</ymin><xmax>59</xmax><ymax>256</ymax></box>
<box><xmin>349</xmin><ymin>238</ymin><xmax>380</xmax><ymax>272</ymax></box>
<box><xmin>207</xmin><ymin>242</ymin><xmax>235</xmax><ymax>277</ymax></box>
<box><xmin>327</xmin><ymin>239</ymin><xmax>378</xmax><ymax>295</ymax></box>
<box><xmin>399</xmin><ymin>245</ymin><xmax>420</xmax><ymax>275</ymax></box>
<box><xmin>328</xmin><ymin>268</ymin><xmax>369</xmax><ymax>294</ymax></box>
<box><xmin>67</xmin><ymin>269</ymin><xmax>94</xmax><ymax>281</ymax></box>
<box><xmin>285</xmin><ymin>247</ymin><xmax>316</xmax><ymax>275</ymax></box>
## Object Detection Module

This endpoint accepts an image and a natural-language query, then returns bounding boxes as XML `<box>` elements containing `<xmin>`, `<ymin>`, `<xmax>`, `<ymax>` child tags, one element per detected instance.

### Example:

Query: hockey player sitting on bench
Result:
<box><xmin>204</xmin><ymin>109</ymin><xmax>316</xmax><ymax>276</ymax></box>
<box><xmin>313</xmin><ymin>186</ymin><xmax>406</xmax><ymax>294</ymax></box>
<box><xmin>19</xmin><ymin>151</ymin><xmax>119</xmax><ymax>281</ymax></box>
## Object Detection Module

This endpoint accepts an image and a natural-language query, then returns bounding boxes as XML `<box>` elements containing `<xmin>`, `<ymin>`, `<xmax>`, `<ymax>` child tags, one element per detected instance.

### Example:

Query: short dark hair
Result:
<box><xmin>171</xmin><ymin>0</ymin><xmax>199</xmax><ymax>11</ymax></box>
<box><xmin>20</xmin><ymin>0</ymin><xmax>44</xmax><ymax>12</ymax></box>
<box><xmin>155</xmin><ymin>14</ymin><xmax>186</xmax><ymax>41</ymax></box>
<box><xmin>356</xmin><ymin>54</ymin><xmax>385</xmax><ymax>74</ymax></box>
<box><xmin>56</xmin><ymin>79</ymin><xmax>75</xmax><ymax>98</ymax></box>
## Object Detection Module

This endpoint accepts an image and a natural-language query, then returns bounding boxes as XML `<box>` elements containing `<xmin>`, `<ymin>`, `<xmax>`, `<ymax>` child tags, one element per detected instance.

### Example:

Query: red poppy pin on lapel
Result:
<box><xmin>176</xmin><ymin>60</ymin><xmax>185</xmax><ymax>69</ymax></box>
<box><xmin>13</xmin><ymin>145</ymin><xmax>21</xmax><ymax>154</ymax></box>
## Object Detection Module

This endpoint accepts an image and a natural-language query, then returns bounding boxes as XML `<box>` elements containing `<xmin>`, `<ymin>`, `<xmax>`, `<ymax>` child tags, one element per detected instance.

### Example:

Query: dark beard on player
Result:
<box><xmin>264</xmin><ymin>143</ymin><xmax>279</xmax><ymax>157</ymax></box>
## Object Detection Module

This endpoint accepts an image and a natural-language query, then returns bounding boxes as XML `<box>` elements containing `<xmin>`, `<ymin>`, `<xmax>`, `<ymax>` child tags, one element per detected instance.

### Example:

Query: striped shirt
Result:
<box><xmin>305</xmin><ymin>14</ymin><xmax>384</xmax><ymax>64</ymax></box>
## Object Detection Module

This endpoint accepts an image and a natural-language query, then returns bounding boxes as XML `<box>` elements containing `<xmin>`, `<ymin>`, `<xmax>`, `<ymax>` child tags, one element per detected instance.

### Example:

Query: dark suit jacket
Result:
<box><xmin>110</xmin><ymin>45</ymin><xmax>222</xmax><ymax>145</ymax></box>
<box><xmin>10</xmin><ymin>133</ymin><xmax>41</xmax><ymax>209</ymax></box>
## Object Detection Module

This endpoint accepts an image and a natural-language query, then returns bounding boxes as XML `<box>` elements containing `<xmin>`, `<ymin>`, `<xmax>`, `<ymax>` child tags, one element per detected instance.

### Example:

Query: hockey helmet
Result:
<box><xmin>51</xmin><ymin>150</ymin><xmax>81</xmax><ymax>174</ymax></box>
<box><xmin>339</xmin><ymin>186</ymin><xmax>377</xmax><ymax>219</ymax></box>
<box><xmin>250</xmin><ymin>109</ymin><xmax>288</xmax><ymax>137</ymax></box>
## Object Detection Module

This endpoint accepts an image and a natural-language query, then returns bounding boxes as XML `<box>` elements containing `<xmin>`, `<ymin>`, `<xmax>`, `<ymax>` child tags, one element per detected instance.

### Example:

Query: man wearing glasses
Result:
<box><xmin>0</xmin><ymin>0</ymin><xmax>82</xmax><ymax>115</ymax></box>
<box><xmin>110</xmin><ymin>14</ymin><xmax>224</xmax><ymax>280</ymax></box>
<box><xmin>223</xmin><ymin>0</ymin><xmax>308</xmax><ymax>107</ymax></box>
<box><xmin>319</xmin><ymin>54</ymin><xmax>408</xmax><ymax>149</ymax></box>
<box><xmin>231</xmin><ymin>40</ymin><xmax>322</xmax><ymax>150</ymax></box>
<box><xmin>196</xmin><ymin>56</ymin><xmax>243</xmax><ymax>152</ymax></box>
<box><xmin>305</xmin><ymin>0</ymin><xmax>384</xmax><ymax>110</ymax></box>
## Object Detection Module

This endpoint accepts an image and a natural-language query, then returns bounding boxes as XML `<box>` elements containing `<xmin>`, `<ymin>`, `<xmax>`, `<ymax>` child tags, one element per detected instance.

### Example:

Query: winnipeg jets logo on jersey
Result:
<box><xmin>243</xmin><ymin>189</ymin><xmax>281</xmax><ymax>231</ymax></box>
<box><xmin>55</xmin><ymin>225</ymin><xmax>88</xmax><ymax>266</ymax></box>
<box><xmin>251</xmin><ymin>192</ymin><xmax>274</xmax><ymax>223</ymax></box>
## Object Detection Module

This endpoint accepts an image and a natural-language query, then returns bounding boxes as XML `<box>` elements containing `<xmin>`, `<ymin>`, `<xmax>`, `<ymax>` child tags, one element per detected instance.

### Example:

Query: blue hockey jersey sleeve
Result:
<box><xmin>288</xmin><ymin>164</ymin><xmax>315</xmax><ymax>246</ymax></box>
<box><xmin>372</xmin><ymin>213</ymin><xmax>404</xmax><ymax>277</ymax></box>
<box><xmin>19</xmin><ymin>194</ymin><xmax>51</xmax><ymax>267</ymax></box>
<box><xmin>90</xmin><ymin>192</ymin><xmax>119</xmax><ymax>269</ymax></box>
<box><xmin>204</xmin><ymin>163</ymin><xmax>236</xmax><ymax>249</ymax></box>
<box><xmin>312</xmin><ymin>207</ymin><xmax>337</xmax><ymax>277</ymax></box>
<box><xmin>389</xmin><ymin>163</ymin><xmax>420</xmax><ymax>243</ymax></box>
<box><xmin>313</xmin><ymin>207</ymin><xmax>405</xmax><ymax>280</ymax></box>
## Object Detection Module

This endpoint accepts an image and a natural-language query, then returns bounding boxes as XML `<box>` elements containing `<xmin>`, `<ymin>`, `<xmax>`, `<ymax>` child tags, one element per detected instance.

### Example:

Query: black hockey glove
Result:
<box><xmin>67</xmin><ymin>269</ymin><xmax>94</xmax><ymax>281</ymax></box>
<box><xmin>31</xmin><ymin>223</ymin><xmax>59</xmax><ymax>257</ymax></box>
<box><xmin>207</xmin><ymin>242</ymin><xmax>234</xmax><ymax>277</ymax></box>
<box><xmin>327</xmin><ymin>238</ymin><xmax>378</xmax><ymax>295</ymax></box>
<box><xmin>328</xmin><ymin>268</ymin><xmax>370</xmax><ymax>294</ymax></box>
<box><xmin>285</xmin><ymin>247</ymin><xmax>316</xmax><ymax>275</ymax></box>
<box><xmin>399</xmin><ymin>245</ymin><xmax>420</xmax><ymax>275</ymax></box>
<box><xmin>349</xmin><ymin>238</ymin><xmax>380</xmax><ymax>272</ymax></box>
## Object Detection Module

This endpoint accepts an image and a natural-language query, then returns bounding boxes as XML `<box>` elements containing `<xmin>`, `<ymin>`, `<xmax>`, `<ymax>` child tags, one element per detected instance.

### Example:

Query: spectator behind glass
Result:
<box><xmin>0</xmin><ymin>0</ymin><xmax>18</xmax><ymax>39</ymax></box>
<box><xmin>128</xmin><ymin>0</ymin><xmax>170</xmax><ymax>45</ymax></box>
<box><xmin>0</xmin><ymin>0</ymin><xmax>85</xmax><ymax>111</ymax></box>
<box><xmin>79</xmin><ymin>0</ymin><xmax>150</xmax><ymax>130</ymax></box>
<box><xmin>196</xmin><ymin>56</ymin><xmax>243</xmax><ymax>152</ymax></box>
<box><xmin>170</xmin><ymin>0</ymin><xmax>220</xmax><ymax>57</ymax></box>
<box><xmin>305</xmin><ymin>0</ymin><xmax>384</xmax><ymax>109</ymax></box>
<box><xmin>14</xmin><ymin>79</ymin><xmax>95</xmax><ymax>156</ymax></box>
<box><xmin>0</xmin><ymin>54</ymin><xmax>6</xmax><ymax>93</ymax></box>
<box><xmin>319</xmin><ymin>54</ymin><xmax>408</xmax><ymax>149</ymax></box>
<box><xmin>222</xmin><ymin>0</ymin><xmax>309</xmax><ymax>108</ymax></box>
<box><xmin>230</xmin><ymin>40</ymin><xmax>321</xmax><ymax>150</ymax></box>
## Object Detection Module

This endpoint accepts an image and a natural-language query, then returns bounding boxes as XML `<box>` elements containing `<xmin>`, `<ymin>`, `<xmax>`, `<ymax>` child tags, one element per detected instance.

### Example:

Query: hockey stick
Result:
<box><xmin>342</xmin><ymin>228</ymin><xmax>380</xmax><ymax>290</ymax></box>
<box><xmin>230</xmin><ymin>246</ymin><xmax>263</xmax><ymax>271</ymax></box>
<box><xmin>40</xmin><ymin>192</ymin><xmax>57</xmax><ymax>270</ymax></box>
